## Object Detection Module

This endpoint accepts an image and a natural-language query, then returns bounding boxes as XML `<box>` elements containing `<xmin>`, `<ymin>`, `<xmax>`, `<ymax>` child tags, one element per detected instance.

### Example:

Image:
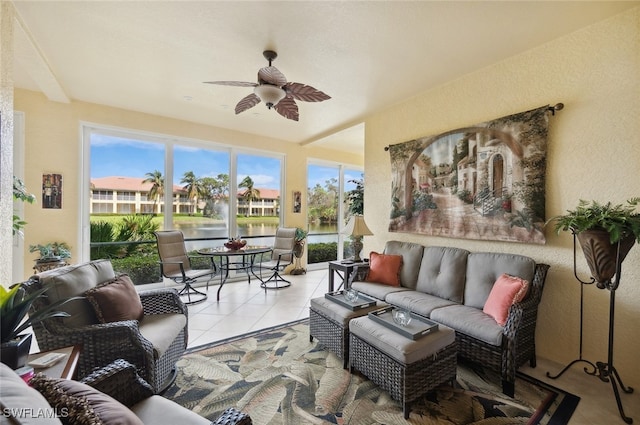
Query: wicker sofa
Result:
<box><xmin>349</xmin><ymin>240</ymin><xmax>549</xmax><ymax>397</ymax></box>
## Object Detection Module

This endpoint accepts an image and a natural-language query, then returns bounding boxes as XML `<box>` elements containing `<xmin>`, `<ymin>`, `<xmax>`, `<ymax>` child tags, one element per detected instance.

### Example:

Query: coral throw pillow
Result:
<box><xmin>483</xmin><ymin>273</ymin><xmax>530</xmax><ymax>326</ymax></box>
<box><xmin>85</xmin><ymin>274</ymin><xmax>144</xmax><ymax>323</ymax></box>
<box><xmin>365</xmin><ymin>251</ymin><xmax>403</xmax><ymax>287</ymax></box>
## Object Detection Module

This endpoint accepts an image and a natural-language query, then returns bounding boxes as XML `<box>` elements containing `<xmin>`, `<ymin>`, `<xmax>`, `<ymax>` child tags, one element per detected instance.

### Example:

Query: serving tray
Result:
<box><xmin>325</xmin><ymin>290</ymin><xmax>377</xmax><ymax>311</ymax></box>
<box><xmin>368</xmin><ymin>306</ymin><xmax>438</xmax><ymax>340</ymax></box>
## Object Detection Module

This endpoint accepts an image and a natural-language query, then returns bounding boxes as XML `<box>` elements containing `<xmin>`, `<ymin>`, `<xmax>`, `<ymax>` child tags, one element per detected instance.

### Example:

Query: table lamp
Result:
<box><xmin>342</xmin><ymin>214</ymin><xmax>373</xmax><ymax>262</ymax></box>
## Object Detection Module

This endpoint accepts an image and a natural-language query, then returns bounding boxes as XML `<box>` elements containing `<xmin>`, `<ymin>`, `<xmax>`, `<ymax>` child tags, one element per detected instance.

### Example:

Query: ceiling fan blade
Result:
<box><xmin>258</xmin><ymin>66</ymin><xmax>287</xmax><ymax>87</ymax></box>
<box><xmin>235</xmin><ymin>93</ymin><xmax>261</xmax><ymax>114</ymax></box>
<box><xmin>204</xmin><ymin>81</ymin><xmax>257</xmax><ymax>87</ymax></box>
<box><xmin>283</xmin><ymin>82</ymin><xmax>331</xmax><ymax>102</ymax></box>
<box><xmin>274</xmin><ymin>97</ymin><xmax>299</xmax><ymax>121</ymax></box>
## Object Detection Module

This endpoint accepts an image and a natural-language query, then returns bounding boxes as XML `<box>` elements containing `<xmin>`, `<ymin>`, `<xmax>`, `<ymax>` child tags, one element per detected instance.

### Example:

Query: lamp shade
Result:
<box><xmin>342</xmin><ymin>215</ymin><xmax>373</xmax><ymax>237</ymax></box>
<box><xmin>254</xmin><ymin>84</ymin><xmax>286</xmax><ymax>109</ymax></box>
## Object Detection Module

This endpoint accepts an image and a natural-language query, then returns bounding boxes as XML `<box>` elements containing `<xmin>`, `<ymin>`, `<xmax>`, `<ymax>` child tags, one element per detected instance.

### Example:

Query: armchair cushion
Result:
<box><xmin>85</xmin><ymin>274</ymin><xmax>144</xmax><ymax>323</ymax></box>
<box><xmin>138</xmin><ymin>313</ymin><xmax>187</xmax><ymax>358</ymax></box>
<box><xmin>130</xmin><ymin>395</ymin><xmax>210</xmax><ymax>425</ymax></box>
<box><xmin>0</xmin><ymin>363</ymin><xmax>62</xmax><ymax>425</ymax></box>
<box><xmin>34</xmin><ymin>259</ymin><xmax>116</xmax><ymax>328</ymax></box>
<box><xmin>30</xmin><ymin>373</ymin><xmax>144</xmax><ymax>425</ymax></box>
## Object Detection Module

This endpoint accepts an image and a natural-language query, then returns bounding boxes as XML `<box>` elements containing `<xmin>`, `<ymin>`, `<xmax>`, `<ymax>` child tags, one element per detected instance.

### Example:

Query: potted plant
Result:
<box><xmin>0</xmin><ymin>284</ymin><xmax>75</xmax><ymax>369</ymax></box>
<box><xmin>290</xmin><ymin>228</ymin><xmax>308</xmax><ymax>275</ymax></box>
<box><xmin>29</xmin><ymin>242</ymin><xmax>72</xmax><ymax>264</ymax></box>
<box><xmin>548</xmin><ymin>198</ymin><xmax>640</xmax><ymax>286</ymax></box>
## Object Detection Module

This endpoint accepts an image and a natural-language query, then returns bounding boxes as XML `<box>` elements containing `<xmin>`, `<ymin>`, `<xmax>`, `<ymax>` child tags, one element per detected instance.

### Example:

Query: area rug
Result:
<box><xmin>164</xmin><ymin>319</ymin><xmax>579</xmax><ymax>425</ymax></box>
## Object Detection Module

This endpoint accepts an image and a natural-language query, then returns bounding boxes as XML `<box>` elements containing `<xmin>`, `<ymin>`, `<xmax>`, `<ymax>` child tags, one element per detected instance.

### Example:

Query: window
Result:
<box><xmin>82</xmin><ymin>126</ymin><xmax>285</xmax><ymax>275</ymax></box>
<box><xmin>307</xmin><ymin>162</ymin><xmax>363</xmax><ymax>266</ymax></box>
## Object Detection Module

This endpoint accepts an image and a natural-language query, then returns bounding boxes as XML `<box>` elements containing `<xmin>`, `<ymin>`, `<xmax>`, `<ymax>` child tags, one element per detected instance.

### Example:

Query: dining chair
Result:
<box><xmin>258</xmin><ymin>227</ymin><xmax>297</xmax><ymax>289</ymax></box>
<box><xmin>154</xmin><ymin>230</ymin><xmax>217</xmax><ymax>304</ymax></box>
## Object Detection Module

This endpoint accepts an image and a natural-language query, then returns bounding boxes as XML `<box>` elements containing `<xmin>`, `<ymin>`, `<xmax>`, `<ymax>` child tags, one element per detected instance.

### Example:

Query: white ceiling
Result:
<box><xmin>11</xmin><ymin>1</ymin><xmax>638</xmax><ymax>154</ymax></box>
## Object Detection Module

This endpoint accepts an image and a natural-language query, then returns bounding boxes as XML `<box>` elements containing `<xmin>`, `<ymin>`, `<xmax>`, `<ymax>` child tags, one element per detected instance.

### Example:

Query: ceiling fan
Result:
<box><xmin>204</xmin><ymin>50</ymin><xmax>330</xmax><ymax>121</ymax></box>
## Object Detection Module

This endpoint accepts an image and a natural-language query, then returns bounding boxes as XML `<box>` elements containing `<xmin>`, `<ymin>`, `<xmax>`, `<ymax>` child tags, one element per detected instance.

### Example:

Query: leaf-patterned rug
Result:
<box><xmin>164</xmin><ymin>319</ymin><xmax>579</xmax><ymax>425</ymax></box>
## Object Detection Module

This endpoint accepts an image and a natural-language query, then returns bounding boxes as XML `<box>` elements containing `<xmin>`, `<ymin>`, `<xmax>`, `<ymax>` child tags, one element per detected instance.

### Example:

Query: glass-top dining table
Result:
<box><xmin>197</xmin><ymin>246</ymin><xmax>272</xmax><ymax>301</ymax></box>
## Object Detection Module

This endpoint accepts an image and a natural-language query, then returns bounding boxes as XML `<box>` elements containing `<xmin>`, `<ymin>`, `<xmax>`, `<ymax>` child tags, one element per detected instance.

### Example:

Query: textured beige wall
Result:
<box><xmin>14</xmin><ymin>89</ymin><xmax>362</xmax><ymax>279</ymax></box>
<box><xmin>364</xmin><ymin>8</ymin><xmax>640</xmax><ymax>387</ymax></box>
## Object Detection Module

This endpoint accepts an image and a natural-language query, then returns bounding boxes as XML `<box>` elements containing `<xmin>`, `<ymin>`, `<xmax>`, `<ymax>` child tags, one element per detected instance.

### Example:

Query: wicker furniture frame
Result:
<box><xmin>457</xmin><ymin>263</ymin><xmax>550</xmax><ymax>397</ymax></box>
<box><xmin>309</xmin><ymin>298</ymin><xmax>383</xmax><ymax>369</ymax></box>
<box><xmin>23</xmin><ymin>278</ymin><xmax>188</xmax><ymax>394</ymax></box>
<box><xmin>81</xmin><ymin>359</ymin><xmax>252</xmax><ymax>424</ymax></box>
<box><xmin>349</xmin><ymin>331</ymin><xmax>457</xmax><ymax>419</ymax></box>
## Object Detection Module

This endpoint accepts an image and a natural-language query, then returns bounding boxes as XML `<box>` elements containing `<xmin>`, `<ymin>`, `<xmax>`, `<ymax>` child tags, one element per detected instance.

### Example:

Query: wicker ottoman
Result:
<box><xmin>349</xmin><ymin>316</ymin><xmax>457</xmax><ymax>419</ymax></box>
<box><xmin>309</xmin><ymin>296</ymin><xmax>386</xmax><ymax>369</ymax></box>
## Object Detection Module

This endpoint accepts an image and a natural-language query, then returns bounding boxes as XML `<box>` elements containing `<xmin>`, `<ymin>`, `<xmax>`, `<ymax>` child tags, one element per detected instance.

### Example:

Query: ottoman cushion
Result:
<box><xmin>310</xmin><ymin>297</ymin><xmax>385</xmax><ymax>325</ymax></box>
<box><xmin>350</xmin><ymin>316</ymin><xmax>455</xmax><ymax>364</ymax></box>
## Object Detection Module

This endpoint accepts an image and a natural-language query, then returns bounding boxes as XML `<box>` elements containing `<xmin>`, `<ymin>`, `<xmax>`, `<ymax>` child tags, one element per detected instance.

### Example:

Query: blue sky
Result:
<box><xmin>90</xmin><ymin>134</ymin><xmax>361</xmax><ymax>190</ymax></box>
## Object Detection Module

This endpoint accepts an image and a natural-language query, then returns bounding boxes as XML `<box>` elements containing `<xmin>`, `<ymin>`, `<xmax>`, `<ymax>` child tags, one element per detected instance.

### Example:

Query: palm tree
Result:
<box><xmin>180</xmin><ymin>171</ymin><xmax>201</xmax><ymax>215</ymax></box>
<box><xmin>142</xmin><ymin>170</ymin><xmax>164</xmax><ymax>214</ymax></box>
<box><xmin>239</xmin><ymin>176</ymin><xmax>261</xmax><ymax>217</ymax></box>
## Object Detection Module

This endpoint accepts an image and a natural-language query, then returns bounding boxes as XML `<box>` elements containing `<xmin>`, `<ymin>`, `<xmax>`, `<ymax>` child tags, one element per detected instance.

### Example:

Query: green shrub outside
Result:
<box><xmin>308</xmin><ymin>242</ymin><xmax>337</xmax><ymax>263</ymax></box>
<box><xmin>111</xmin><ymin>254</ymin><xmax>161</xmax><ymax>285</ymax></box>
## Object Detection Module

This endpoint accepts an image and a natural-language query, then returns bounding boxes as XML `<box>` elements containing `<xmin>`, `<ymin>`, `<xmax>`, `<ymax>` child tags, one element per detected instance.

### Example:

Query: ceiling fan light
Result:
<box><xmin>254</xmin><ymin>85</ymin><xmax>285</xmax><ymax>109</ymax></box>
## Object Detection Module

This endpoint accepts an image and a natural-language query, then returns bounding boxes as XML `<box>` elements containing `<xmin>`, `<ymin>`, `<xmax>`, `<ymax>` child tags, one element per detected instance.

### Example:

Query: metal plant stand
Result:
<box><xmin>547</xmin><ymin>234</ymin><xmax>634</xmax><ymax>424</ymax></box>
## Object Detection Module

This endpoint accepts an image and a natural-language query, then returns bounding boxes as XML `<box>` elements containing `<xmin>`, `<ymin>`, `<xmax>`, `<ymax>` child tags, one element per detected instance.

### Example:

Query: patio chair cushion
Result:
<box><xmin>85</xmin><ymin>274</ymin><xmax>144</xmax><ymax>323</ymax></box>
<box><xmin>30</xmin><ymin>373</ymin><xmax>143</xmax><ymax>425</ymax></box>
<box><xmin>139</xmin><ymin>313</ymin><xmax>187</xmax><ymax>358</ymax></box>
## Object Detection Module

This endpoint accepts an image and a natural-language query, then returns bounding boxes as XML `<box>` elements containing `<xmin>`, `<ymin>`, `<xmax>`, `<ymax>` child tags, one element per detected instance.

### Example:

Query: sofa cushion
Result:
<box><xmin>29</xmin><ymin>373</ymin><xmax>144</xmax><ymax>425</ymax></box>
<box><xmin>33</xmin><ymin>259</ymin><xmax>116</xmax><ymax>328</ymax></box>
<box><xmin>351</xmin><ymin>281</ymin><xmax>410</xmax><ymax>301</ymax></box>
<box><xmin>366</xmin><ymin>251</ymin><xmax>402</xmax><ymax>286</ymax></box>
<box><xmin>385</xmin><ymin>290</ymin><xmax>458</xmax><ymax>318</ymax></box>
<box><xmin>430</xmin><ymin>304</ymin><xmax>504</xmax><ymax>346</ymax></box>
<box><xmin>464</xmin><ymin>253</ymin><xmax>535</xmax><ymax>309</ymax></box>
<box><xmin>483</xmin><ymin>274</ymin><xmax>530</xmax><ymax>326</ymax></box>
<box><xmin>85</xmin><ymin>274</ymin><xmax>144</xmax><ymax>323</ymax></box>
<box><xmin>416</xmin><ymin>246</ymin><xmax>469</xmax><ymax>303</ymax></box>
<box><xmin>138</xmin><ymin>313</ymin><xmax>187</xmax><ymax>358</ymax></box>
<box><xmin>130</xmin><ymin>394</ymin><xmax>210</xmax><ymax>425</ymax></box>
<box><xmin>383</xmin><ymin>241</ymin><xmax>425</xmax><ymax>289</ymax></box>
<box><xmin>0</xmin><ymin>363</ymin><xmax>63</xmax><ymax>425</ymax></box>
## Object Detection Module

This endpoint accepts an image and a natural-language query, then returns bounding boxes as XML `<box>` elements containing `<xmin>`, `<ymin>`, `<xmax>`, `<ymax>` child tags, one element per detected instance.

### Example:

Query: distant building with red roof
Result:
<box><xmin>90</xmin><ymin>176</ymin><xmax>280</xmax><ymax>216</ymax></box>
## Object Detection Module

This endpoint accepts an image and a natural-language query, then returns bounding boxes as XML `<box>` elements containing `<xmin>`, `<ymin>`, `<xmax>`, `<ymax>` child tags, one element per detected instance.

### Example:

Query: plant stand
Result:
<box><xmin>546</xmin><ymin>233</ymin><xmax>634</xmax><ymax>424</ymax></box>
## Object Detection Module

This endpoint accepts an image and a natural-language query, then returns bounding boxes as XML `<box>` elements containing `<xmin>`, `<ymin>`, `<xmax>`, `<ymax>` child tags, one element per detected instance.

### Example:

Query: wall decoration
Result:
<box><xmin>293</xmin><ymin>191</ymin><xmax>302</xmax><ymax>213</ymax></box>
<box><xmin>42</xmin><ymin>173</ymin><xmax>63</xmax><ymax>209</ymax></box>
<box><xmin>388</xmin><ymin>105</ymin><xmax>551</xmax><ymax>244</ymax></box>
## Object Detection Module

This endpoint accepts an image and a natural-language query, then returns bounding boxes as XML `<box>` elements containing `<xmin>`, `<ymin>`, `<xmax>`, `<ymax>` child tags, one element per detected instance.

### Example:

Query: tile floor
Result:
<box><xmin>187</xmin><ymin>269</ymin><xmax>639</xmax><ymax>425</ymax></box>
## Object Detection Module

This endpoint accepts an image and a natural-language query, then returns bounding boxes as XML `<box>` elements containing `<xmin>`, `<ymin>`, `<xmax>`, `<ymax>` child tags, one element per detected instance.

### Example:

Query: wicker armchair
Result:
<box><xmin>81</xmin><ymin>359</ymin><xmax>252</xmax><ymax>424</ymax></box>
<box><xmin>22</xmin><ymin>259</ymin><xmax>188</xmax><ymax>394</ymax></box>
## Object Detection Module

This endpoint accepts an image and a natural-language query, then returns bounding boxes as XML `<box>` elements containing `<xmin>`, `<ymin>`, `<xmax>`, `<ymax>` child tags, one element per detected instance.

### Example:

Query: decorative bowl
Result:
<box><xmin>224</xmin><ymin>240</ymin><xmax>247</xmax><ymax>250</ymax></box>
<box><xmin>392</xmin><ymin>309</ymin><xmax>412</xmax><ymax>327</ymax></box>
<box><xmin>344</xmin><ymin>288</ymin><xmax>359</xmax><ymax>302</ymax></box>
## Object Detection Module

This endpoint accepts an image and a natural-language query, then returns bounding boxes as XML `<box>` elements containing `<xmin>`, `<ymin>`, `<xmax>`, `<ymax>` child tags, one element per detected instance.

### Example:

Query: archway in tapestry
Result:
<box><xmin>388</xmin><ymin>105</ymin><xmax>550</xmax><ymax>244</ymax></box>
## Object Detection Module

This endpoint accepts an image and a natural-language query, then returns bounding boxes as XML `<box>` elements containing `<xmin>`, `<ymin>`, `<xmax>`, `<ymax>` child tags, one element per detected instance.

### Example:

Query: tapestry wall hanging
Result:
<box><xmin>388</xmin><ymin>105</ymin><xmax>551</xmax><ymax>244</ymax></box>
